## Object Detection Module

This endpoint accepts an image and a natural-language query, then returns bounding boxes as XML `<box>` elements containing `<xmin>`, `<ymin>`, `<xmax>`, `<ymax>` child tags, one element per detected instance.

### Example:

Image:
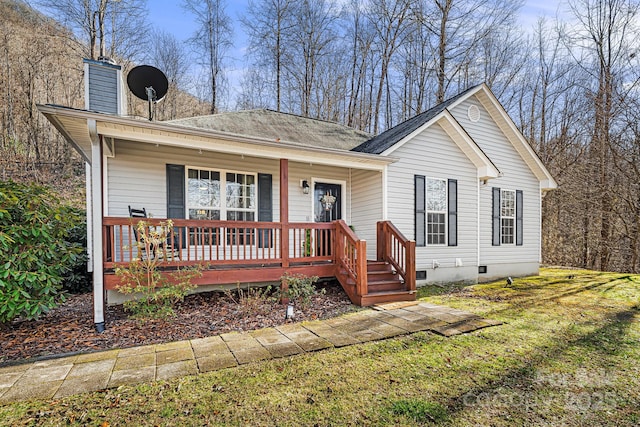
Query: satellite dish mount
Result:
<box><xmin>127</xmin><ymin>65</ymin><xmax>169</xmax><ymax>121</ymax></box>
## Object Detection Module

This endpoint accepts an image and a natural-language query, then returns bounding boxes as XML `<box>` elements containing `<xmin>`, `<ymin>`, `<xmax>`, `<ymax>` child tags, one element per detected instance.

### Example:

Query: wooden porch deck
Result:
<box><xmin>103</xmin><ymin>218</ymin><xmax>416</xmax><ymax>306</ymax></box>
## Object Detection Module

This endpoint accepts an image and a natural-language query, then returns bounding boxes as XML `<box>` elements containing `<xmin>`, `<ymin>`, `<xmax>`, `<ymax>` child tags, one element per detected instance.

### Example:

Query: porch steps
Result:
<box><xmin>337</xmin><ymin>261</ymin><xmax>416</xmax><ymax>307</ymax></box>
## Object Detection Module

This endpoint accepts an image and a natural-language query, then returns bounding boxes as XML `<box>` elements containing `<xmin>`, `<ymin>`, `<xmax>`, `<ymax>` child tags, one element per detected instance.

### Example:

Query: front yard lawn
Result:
<box><xmin>1</xmin><ymin>268</ymin><xmax>639</xmax><ymax>426</ymax></box>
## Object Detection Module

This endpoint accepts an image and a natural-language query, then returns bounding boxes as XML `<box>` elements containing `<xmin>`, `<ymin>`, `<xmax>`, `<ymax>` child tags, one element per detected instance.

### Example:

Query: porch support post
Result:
<box><xmin>88</xmin><ymin>119</ymin><xmax>105</xmax><ymax>332</ymax></box>
<box><xmin>280</xmin><ymin>159</ymin><xmax>289</xmax><ymax>269</ymax></box>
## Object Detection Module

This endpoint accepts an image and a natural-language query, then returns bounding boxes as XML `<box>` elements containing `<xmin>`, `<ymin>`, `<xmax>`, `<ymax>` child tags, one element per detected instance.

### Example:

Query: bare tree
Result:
<box><xmin>145</xmin><ymin>29</ymin><xmax>191</xmax><ymax>120</ymax></box>
<box><xmin>564</xmin><ymin>0</ymin><xmax>640</xmax><ymax>270</ymax></box>
<box><xmin>343</xmin><ymin>0</ymin><xmax>376</xmax><ymax>129</ymax></box>
<box><xmin>183</xmin><ymin>0</ymin><xmax>232</xmax><ymax>114</ymax></box>
<box><xmin>36</xmin><ymin>0</ymin><xmax>148</xmax><ymax>61</ymax></box>
<box><xmin>368</xmin><ymin>0</ymin><xmax>412</xmax><ymax>134</ymax></box>
<box><xmin>242</xmin><ymin>0</ymin><xmax>294</xmax><ymax>112</ymax></box>
<box><xmin>284</xmin><ymin>0</ymin><xmax>339</xmax><ymax>117</ymax></box>
<box><xmin>413</xmin><ymin>0</ymin><xmax>522</xmax><ymax>103</ymax></box>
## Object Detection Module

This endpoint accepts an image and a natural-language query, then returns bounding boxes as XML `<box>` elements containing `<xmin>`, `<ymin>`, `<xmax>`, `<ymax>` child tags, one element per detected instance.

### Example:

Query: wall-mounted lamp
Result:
<box><xmin>301</xmin><ymin>180</ymin><xmax>310</xmax><ymax>194</ymax></box>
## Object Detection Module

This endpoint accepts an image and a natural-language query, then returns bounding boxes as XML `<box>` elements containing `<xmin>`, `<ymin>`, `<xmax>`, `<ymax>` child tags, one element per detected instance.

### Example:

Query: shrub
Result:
<box><xmin>223</xmin><ymin>283</ymin><xmax>274</xmax><ymax>315</ymax></box>
<box><xmin>277</xmin><ymin>273</ymin><xmax>323</xmax><ymax>307</ymax></box>
<box><xmin>0</xmin><ymin>180</ymin><xmax>84</xmax><ymax>323</ymax></box>
<box><xmin>61</xmin><ymin>208</ymin><xmax>92</xmax><ymax>294</ymax></box>
<box><xmin>115</xmin><ymin>220</ymin><xmax>203</xmax><ymax>319</ymax></box>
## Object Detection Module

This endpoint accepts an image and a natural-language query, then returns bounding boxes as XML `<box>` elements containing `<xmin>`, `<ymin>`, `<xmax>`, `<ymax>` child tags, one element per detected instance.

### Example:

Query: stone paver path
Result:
<box><xmin>0</xmin><ymin>302</ymin><xmax>501</xmax><ymax>404</ymax></box>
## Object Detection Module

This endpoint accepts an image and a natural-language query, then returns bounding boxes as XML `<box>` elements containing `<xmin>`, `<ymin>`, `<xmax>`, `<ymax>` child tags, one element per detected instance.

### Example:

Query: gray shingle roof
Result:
<box><xmin>352</xmin><ymin>85</ymin><xmax>481</xmax><ymax>154</ymax></box>
<box><xmin>168</xmin><ymin>109</ymin><xmax>371</xmax><ymax>151</ymax></box>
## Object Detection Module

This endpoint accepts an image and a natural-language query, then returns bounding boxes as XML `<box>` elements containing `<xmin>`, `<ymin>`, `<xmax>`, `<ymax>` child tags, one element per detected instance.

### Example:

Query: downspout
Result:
<box><xmin>85</xmin><ymin>163</ymin><xmax>93</xmax><ymax>272</ymax></box>
<box><xmin>477</xmin><ymin>179</ymin><xmax>481</xmax><ymax>269</ymax></box>
<box><xmin>88</xmin><ymin>119</ymin><xmax>105</xmax><ymax>333</ymax></box>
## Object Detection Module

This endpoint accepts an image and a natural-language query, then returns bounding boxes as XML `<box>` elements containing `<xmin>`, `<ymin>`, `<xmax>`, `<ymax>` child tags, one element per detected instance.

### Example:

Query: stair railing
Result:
<box><xmin>376</xmin><ymin>221</ymin><xmax>416</xmax><ymax>293</ymax></box>
<box><xmin>335</xmin><ymin>220</ymin><xmax>367</xmax><ymax>297</ymax></box>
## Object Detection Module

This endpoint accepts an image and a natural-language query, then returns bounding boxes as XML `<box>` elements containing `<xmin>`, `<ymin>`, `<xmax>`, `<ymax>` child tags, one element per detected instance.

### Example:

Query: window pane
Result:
<box><xmin>501</xmin><ymin>190</ymin><xmax>515</xmax><ymax>217</ymax></box>
<box><xmin>189</xmin><ymin>209</ymin><xmax>220</xmax><ymax>220</ymax></box>
<box><xmin>427</xmin><ymin>179</ymin><xmax>447</xmax><ymax>212</ymax></box>
<box><xmin>427</xmin><ymin>213</ymin><xmax>446</xmax><ymax>245</ymax></box>
<box><xmin>501</xmin><ymin>218</ymin><xmax>514</xmax><ymax>244</ymax></box>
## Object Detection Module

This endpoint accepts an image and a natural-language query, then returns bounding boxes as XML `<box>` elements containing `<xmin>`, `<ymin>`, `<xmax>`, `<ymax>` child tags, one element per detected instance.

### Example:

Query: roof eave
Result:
<box><xmin>37</xmin><ymin>104</ymin><xmax>395</xmax><ymax>170</ymax></box>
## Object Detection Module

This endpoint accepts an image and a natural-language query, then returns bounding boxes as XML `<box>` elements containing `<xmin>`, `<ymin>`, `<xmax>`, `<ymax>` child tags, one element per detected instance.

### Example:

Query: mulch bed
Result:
<box><xmin>0</xmin><ymin>281</ymin><xmax>357</xmax><ymax>365</ymax></box>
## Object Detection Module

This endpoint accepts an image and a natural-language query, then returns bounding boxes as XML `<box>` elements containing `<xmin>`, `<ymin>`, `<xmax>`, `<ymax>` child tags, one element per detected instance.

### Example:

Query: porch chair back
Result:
<box><xmin>127</xmin><ymin>205</ymin><xmax>181</xmax><ymax>261</ymax></box>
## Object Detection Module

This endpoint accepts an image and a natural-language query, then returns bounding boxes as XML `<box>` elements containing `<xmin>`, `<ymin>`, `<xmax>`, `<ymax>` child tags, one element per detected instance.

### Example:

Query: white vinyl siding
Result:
<box><xmin>106</xmin><ymin>140</ymin><xmax>280</xmax><ymax>221</ymax></box>
<box><xmin>450</xmin><ymin>96</ymin><xmax>541</xmax><ymax>267</ymax></box>
<box><xmin>386</xmin><ymin>122</ymin><xmax>478</xmax><ymax>272</ymax></box>
<box><xmin>351</xmin><ymin>169</ymin><xmax>383</xmax><ymax>259</ymax></box>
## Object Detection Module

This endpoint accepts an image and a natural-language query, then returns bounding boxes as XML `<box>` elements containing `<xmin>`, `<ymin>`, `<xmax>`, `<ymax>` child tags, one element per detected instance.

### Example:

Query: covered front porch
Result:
<box><xmin>103</xmin><ymin>216</ymin><xmax>416</xmax><ymax>307</ymax></box>
<box><xmin>38</xmin><ymin>104</ymin><xmax>416</xmax><ymax>330</ymax></box>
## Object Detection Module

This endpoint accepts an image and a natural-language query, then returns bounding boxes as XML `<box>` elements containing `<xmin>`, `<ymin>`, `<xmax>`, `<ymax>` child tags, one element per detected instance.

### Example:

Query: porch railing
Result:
<box><xmin>335</xmin><ymin>220</ymin><xmax>367</xmax><ymax>296</ymax></box>
<box><xmin>103</xmin><ymin>217</ymin><xmax>336</xmax><ymax>269</ymax></box>
<box><xmin>376</xmin><ymin>221</ymin><xmax>416</xmax><ymax>293</ymax></box>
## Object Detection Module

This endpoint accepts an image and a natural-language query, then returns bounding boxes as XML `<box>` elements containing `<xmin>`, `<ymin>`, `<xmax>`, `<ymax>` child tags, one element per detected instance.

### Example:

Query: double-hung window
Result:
<box><xmin>500</xmin><ymin>189</ymin><xmax>515</xmax><ymax>245</ymax></box>
<box><xmin>187</xmin><ymin>167</ymin><xmax>257</xmax><ymax>244</ymax></box>
<box><xmin>415</xmin><ymin>176</ymin><xmax>457</xmax><ymax>247</ymax></box>
<box><xmin>492</xmin><ymin>187</ymin><xmax>522</xmax><ymax>246</ymax></box>
<box><xmin>426</xmin><ymin>178</ymin><xmax>447</xmax><ymax>245</ymax></box>
<box><xmin>187</xmin><ymin>169</ymin><xmax>221</xmax><ymax>220</ymax></box>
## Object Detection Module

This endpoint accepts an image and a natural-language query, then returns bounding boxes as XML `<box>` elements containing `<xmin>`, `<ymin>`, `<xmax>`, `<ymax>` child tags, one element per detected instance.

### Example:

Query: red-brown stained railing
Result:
<box><xmin>103</xmin><ymin>217</ymin><xmax>341</xmax><ymax>269</ymax></box>
<box><xmin>376</xmin><ymin>221</ymin><xmax>416</xmax><ymax>293</ymax></box>
<box><xmin>288</xmin><ymin>222</ymin><xmax>335</xmax><ymax>262</ymax></box>
<box><xmin>335</xmin><ymin>220</ymin><xmax>367</xmax><ymax>297</ymax></box>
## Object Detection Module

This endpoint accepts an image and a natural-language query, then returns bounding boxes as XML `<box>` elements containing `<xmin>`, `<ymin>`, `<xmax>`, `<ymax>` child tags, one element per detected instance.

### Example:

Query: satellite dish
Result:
<box><xmin>127</xmin><ymin>65</ymin><xmax>169</xmax><ymax>120</ymax></box>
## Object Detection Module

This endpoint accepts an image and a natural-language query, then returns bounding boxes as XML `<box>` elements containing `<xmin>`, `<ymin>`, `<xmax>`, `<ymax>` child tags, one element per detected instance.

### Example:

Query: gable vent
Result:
<box><xmin>468</xmin><ymin>105</ymin><xmax>480</xmax><ymax>122</ymax></box>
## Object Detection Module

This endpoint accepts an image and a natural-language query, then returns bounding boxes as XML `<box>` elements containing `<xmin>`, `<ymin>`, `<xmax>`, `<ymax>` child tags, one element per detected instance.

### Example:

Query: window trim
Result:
<box><xmin>185</xmin><ymin>166</ymin><xmax>258</xmax><ymax>222</ymax></box>
<box><xmin>500</xmin><ymin>189</ymin><xmax>516</xmax><ymax>245</ymax></box>
<box><xmin>426</xmin><ymin>177</ymin><xmax>447</xmax><ymax>246</ymax></box>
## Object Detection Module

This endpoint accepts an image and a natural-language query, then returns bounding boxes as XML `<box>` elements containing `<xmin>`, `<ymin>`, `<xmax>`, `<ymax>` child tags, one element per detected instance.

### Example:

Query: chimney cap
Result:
<box><xmin>83</xmin><ymin>57</ymin><xmax>121</xmax><ymax>70</ymax></box>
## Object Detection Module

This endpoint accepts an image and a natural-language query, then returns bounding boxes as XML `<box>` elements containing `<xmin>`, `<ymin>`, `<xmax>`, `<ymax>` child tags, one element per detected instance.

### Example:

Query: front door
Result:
<box><xmin>314</xmin><ymin>182</ymin><xmax>342</xmax><ymax>223</ymax></box>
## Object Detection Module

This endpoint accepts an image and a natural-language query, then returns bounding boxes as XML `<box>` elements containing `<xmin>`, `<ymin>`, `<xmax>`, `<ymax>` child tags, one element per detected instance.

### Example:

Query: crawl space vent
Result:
<box><xmin>468</xmin><ymin>105</ymin><xmax>480</xmax><ymax>122</ymax></box>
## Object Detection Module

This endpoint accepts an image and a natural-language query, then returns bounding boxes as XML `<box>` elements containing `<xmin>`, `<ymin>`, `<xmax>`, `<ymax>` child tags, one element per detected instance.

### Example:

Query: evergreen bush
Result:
<box><xmin>0</xmin><ymin>180</ymin><xmax>84</xmax><ymax>323</ymax></box>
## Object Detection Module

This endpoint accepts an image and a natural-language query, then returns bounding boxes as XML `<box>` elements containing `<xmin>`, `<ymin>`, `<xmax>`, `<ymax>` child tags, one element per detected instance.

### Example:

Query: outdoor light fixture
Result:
<box><xmin>301</xmin><ymin>180</ymin><xmax>310</xmax><ymax>194</ymax></box>
<box><xmin>286</xmin><ymin>304</ymin><xmax>295</xmax><ymax>319</ymax></box>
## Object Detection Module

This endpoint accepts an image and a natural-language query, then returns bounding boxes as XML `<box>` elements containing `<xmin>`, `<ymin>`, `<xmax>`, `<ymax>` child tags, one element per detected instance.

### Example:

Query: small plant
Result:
<box><xmin>223</xmin><ymin>283</ymin><xmax>273</xmax><ymax>315</ymax></box>
<box><xmin>115</xmin><ymin>219</ymin><xmax>203</xmax><ymax>319</ymax></box>
<box><xmin>277</xmin><ymin>273</ymin><xmax>323</xmax><ymax>308</ymax></box>
<box><xmin>303</xmin><ymin>229</ymin><xmax>313</xmax><ymax>257</ymax></box>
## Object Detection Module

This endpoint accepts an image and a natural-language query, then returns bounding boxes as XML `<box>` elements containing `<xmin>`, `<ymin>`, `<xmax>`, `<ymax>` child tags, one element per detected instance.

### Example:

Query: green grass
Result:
<box><xmin>1</xmin><ymin>268</ymin><xmax>639</xmax><ymax>426</ymax></box>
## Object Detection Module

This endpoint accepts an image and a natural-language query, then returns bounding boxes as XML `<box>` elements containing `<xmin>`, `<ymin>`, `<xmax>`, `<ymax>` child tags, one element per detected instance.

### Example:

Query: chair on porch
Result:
<box><xmin>128</xmin><ymin>206</ymin><xmax>181</xmax><ymax>261</ymax></box>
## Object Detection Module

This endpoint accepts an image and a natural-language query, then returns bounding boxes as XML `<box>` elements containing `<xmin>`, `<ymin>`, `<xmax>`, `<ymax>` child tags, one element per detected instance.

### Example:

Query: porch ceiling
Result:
<box><xmin>37</xmin><ymin>105</ymin><xmax>396</xmax><ymax>171</ymax></box>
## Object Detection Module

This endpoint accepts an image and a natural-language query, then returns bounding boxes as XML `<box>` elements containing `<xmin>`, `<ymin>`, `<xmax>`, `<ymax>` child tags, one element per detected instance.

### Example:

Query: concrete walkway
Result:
<box><xmin>0</xmin><ymin>302</ymin><xmax>501</xmax><ymax>404</ymax></box>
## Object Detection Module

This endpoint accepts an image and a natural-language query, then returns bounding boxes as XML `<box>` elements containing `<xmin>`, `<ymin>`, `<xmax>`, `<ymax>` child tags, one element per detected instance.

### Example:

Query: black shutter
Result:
<box><xmin>448</xmin><ymin>179</ymin><xmax>457</xmax><ymax>246</ymax></box>
<box><xmin>492</xmin><ymin>187</ymin><xmax>501</xmax><ymax>246</ymax></box>
<box><xmin>166</xmin><ymin>164</ymin><xmax>185</xmax><ymax>247</ymax></box>
<box><xmin>258</xmin><ymin>173</ymin><xmax>273</xmax><ymax>248</ymax></box>
<box><xmin>415</xmin><ymin>175</ymin><xmax>425</xmax><ymax>246</ymax></box>
<box><xmin>166</xmin><ymin>164</ymin><xmax>185</xmax><ymax>218</ymax></box>
<box><xmin>516</xmin><ymin>190</ymin><xmax>523</xmax><ymax>246</ymax></box>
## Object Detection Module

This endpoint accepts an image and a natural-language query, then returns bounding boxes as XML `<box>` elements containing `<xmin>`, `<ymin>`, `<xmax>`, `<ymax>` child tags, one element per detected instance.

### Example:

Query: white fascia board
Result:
<box><xmin>474</xmin><ymin>86</ymin><xmax>558</xmax><ymax>189</ymax></box>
